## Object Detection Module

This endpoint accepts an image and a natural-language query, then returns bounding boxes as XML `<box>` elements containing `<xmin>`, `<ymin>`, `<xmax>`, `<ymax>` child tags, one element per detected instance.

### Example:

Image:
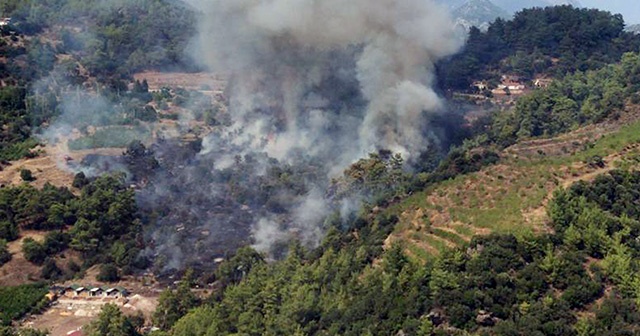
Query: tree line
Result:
<box><xmin>438</xmin><ymin>5</ymin><xmax>640</xmax><ymax>91</ymax></box>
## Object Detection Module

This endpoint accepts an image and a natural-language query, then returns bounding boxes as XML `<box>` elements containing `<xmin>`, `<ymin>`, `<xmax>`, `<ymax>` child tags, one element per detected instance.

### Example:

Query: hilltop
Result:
<box><xmin>447</xmin><ymin>0</ymin><xmax>584</xmax><ymax>30</ymax></box>
<box><xmin>628</xmin><ymin>24</ymin><xmax>640</xmax><ymax>34</ymax></box>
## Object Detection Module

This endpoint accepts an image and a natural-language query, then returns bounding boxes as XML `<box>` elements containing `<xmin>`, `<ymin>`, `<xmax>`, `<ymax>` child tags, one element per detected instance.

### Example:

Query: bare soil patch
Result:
<box><xmin>0</xmin><ymin>231</ymin><xmax>46</xmax><ymax>286</ymax></box>
<box><xmin>133</xmin><ymin>71</ymin><xmax>226</xmax><ymax>94</ymax></box>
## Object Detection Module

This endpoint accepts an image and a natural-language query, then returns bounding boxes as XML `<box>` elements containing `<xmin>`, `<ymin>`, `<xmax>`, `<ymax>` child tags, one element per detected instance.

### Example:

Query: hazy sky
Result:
<box><xmin>581</xmin><ymin>0</ymin><xmax>640</xmax><ymax>24</ymax></box>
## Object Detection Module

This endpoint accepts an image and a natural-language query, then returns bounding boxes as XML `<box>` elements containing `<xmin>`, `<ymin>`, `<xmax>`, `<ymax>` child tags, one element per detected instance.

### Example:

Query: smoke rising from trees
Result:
<box><xmin>189</xmin><ymin>0</ymin><xmax>463</xmax><ymax>163</ymax></box>
<box><xmin>179</xmin><ymin>0</ymin><xmax>464</xmax><ymax>256</ymax></box>
<box><xmin>36</xmin><ymin>0</ymin><xmax>464</xmax><ymax>268</ymax></box>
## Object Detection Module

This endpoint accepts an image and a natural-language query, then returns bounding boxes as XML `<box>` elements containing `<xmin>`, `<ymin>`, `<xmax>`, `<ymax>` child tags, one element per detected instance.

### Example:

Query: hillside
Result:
<box><xmin>3</xmin><ymin>0</ymin><xmax>640</xmax><ymax>335</ymax></box>
<box><xmin>386</xmin><ymin>104</ymin><xmax>640</xmax><ymax>260</ymax></box>
<box><xmin>493</xmin><ymin>0</ymin><xmax>581</xmax><ymax>13</ymax></box>
<box><xmin>448</xmin><ymin>0</ymin><xmax>584</xmax><ymax>30</ymax></box>
<box><xmin>438</xmin><ymin>6</ymin><xmax>640</xmax><ymax>91</ymax></box>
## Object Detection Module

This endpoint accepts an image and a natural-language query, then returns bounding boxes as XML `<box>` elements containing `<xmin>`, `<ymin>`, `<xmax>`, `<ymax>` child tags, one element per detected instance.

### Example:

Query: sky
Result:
<box><xmin>581</xmin><ymin>0</ymin><xmax>640</xmax><ymax>24</ymax></box>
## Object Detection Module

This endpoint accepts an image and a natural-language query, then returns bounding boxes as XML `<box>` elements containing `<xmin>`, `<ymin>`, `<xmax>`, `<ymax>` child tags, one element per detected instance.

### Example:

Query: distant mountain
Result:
<box><xmin>452</xmin><ymin>0</ymin><xmax>510</xmax><ymax>31</ymax></box>
<box><xmin>492</xmin><ymin>0</ymin><xmax>581</xmax><ymax>13</ymax></box>
<box><xmin>627</xmin><ymin>24</ymin><xmax>640</xmax><ymax>34</ymax></box>
<box><xmin>445</xmin><ymin>0</ymin><xmax>584</xmax><ymax>31</ymax></box>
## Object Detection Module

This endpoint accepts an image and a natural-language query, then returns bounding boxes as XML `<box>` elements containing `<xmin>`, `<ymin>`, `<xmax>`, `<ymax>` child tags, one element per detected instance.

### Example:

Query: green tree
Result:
<box><xmin>20</xmin><ymin>169</ymin><xmax>34</xmax><ymax>182</ymax></box>
<box><xmin>72</xmin><ymin>172</ymin><xmax>89</xmax><ymax>189</ymax></box>
<box><xmin>97</xmin><ymin>264</ymin><xmax>120</xmax><ymax>283</ymax></box>
<box><xmin>40</xmin><ymin>258</ymin><xmax>62</xmax><ymax>280</ymax></box>
<box><xmin>84</xmin><ymin>304</ymin><xmax>139</xmax><ymax>336</ymax></box>
<box><xmin>0</xmin><ymin>239</ymin><xmax>11</xmax><ymax>266</ymax></box>
<box><xmin>152</xmin><ymin>272</ymin><xmax>199</xmax><ymax>330</ymax></box>
<box><xmin>21</xmin><ymin>238</ymin><xmax>46</xmax><ymax>265</ymax></box>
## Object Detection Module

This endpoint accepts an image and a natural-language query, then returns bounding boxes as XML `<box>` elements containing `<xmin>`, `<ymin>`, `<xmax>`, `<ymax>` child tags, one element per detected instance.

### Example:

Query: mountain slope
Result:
<box><xmin>453</xmin><ymin>0</ymin><xmax>510</xmax><ymax>31</ymax></box>
<box><xmin>450</xmin><ymin>0</ymin><xmax>582</xmax><ymax>31</ymax></box>
<box><xmin>493</xmin><ymin>0</ymin><xmax>581</xmax><ymax>13</ymax></box>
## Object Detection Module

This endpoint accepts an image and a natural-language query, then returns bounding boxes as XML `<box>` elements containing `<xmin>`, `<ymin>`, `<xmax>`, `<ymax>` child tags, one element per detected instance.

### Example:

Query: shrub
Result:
<box><xmin>97</xmin><ymin>263</ymin><xmax>120</xmax><ymax>282</ymax></box>
<box><xmin>0</xmin><ymin>239</ymin><xmax>11</xmax><ymax>266</ymax></box>
<box><xmin>22</xmin><ymin>238</ymin><xmax>46</xmax><ymax>265</ymax></box>
<box><xmin>40</xmin><ymin>258</ymin><xmax>62</xmax><ymax>280</ymax></box>
<box><xmin>20</xmin><ymin>169</ymin><xmax>35</xmax><ymax>182</ymax></box>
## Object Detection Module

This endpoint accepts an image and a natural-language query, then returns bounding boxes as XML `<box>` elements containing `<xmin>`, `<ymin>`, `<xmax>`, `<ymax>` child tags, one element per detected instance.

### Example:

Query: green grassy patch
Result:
<box><xmin>68</xmin><ymin>126</ymin><xmax>150</xmax><ymax>150</ymax></box>
<box><xmin>451</xmin><ymin>224</ymin><xmax>474</xmax><ymax>237</ymax></box>
<box><xmin>430</xmin><ymin>228</ymin><xmax>468</xmax><ymax>246</ymax></box>
<box><xmin>422</xmin><ymin>235</ymin><xmax>449</xmax><ymax>253</ymax></box>
<box><xmin>388</xmin><ymin>118</ymin><xmax>640</xmax><ymax>257</ymax></box>
<box><xmin>405</xmin><ymin>243</ymin><xmax>435</xmax><ymax>263</ymax></box>
<box><xmin>0</xmin><ymin>138</ymin><xmax>40</xmax><ymax>161</ymax></box>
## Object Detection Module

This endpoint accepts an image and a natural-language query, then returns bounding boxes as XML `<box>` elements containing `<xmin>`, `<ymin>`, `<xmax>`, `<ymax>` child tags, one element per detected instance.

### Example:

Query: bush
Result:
<box><xmin>43</xmin><ymin>231</ymin><xmax>69</xmax><ymax>254</ymax></box>
<box><xmin>72</xmin><ymin>172</ymin><xmax>88</xmax><ymax>189</ymax></box>
<box><xmin>0</xmin><ymin>221</ymin><xmax>18</xmax><ymax>242</ymax></box>
<box><xmin>22</xmin><ymin>238</ymin><xmax>46</xmax><ymax>265</ymax></box>
<box><xmin>40</xmin><ymin>258</ymin><xmax>62</xmax><ymax>280</ymax></box>
<box><xmin>0</xmin><ymin>239</ymin><xmax>11</xmax><ymax>266</ymax></box>
<box><xmin>20</xmin><ymin>169</ymin><xmax>34</xmax><ymax>182</ymax></box>
<box><xmin>97</xmin><ymin>263</ymin><xmax>120</xmax><ymax>282</ymax></box>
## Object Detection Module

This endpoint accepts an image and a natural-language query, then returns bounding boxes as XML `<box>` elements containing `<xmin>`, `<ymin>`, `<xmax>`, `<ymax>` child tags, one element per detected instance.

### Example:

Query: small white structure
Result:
<box><xmin>89</xmin><ymin>287</ymin><xmax>103</xmax><ymax>297</ymax></box>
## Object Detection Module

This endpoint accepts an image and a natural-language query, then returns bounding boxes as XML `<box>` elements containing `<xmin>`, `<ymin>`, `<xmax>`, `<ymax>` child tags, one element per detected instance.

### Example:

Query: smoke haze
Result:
<box><xmin>175</xmin><ymin>0</ymin><xmax>464</xmax><ymax>256</ymax></box>
<box><xmin>190</xmin><ymin>0</ymin><xmax>463</xmax><ymax>163</ymax></box>
<box><xmin>37</xmin><ymin>0</ymin><xmax>465</xmax><ymax>268</ymax></box>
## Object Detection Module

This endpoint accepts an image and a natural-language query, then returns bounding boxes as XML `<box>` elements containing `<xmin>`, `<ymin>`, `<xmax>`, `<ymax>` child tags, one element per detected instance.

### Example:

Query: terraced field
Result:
<box><xmin>385</xmin><ymin>111</ymin><xmax>640</xmax><ymax>262</ymax></box>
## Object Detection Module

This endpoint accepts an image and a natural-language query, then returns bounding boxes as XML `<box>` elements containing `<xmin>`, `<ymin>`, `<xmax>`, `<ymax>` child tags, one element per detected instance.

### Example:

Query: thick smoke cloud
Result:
<box><xmin>181</xmin><ymin>0</ymin><xmax>464</xmax><ymax>255</ymax></box>
<box><xmin>189</xmin><ymin>0</ymin><xmax>463</xmax><ymax>162</ymax></box>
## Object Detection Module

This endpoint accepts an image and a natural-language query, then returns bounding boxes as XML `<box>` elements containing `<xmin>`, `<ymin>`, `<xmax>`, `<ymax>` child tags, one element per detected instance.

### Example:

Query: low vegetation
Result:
<box><xmin>0</xmin><ymin>283</ymin><xmax>48</xmax><ymax>325</ymax></box>
<box><xmin>68</xmin><ymin>126</ymin><xmax>151</xmax><ymax>150</ymax></box>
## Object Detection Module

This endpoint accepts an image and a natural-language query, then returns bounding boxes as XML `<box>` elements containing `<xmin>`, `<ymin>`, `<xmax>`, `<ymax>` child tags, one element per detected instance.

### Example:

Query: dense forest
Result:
<box><xmin>438</xmin><ymin>6</ymin><xmax>640</xmax><ymax>91</ymax></box>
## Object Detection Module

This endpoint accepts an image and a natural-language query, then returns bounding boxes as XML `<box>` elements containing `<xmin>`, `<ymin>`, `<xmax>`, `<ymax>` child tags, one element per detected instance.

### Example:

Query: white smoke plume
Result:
<box><xmin>185</xmin><ymin>0</ymin><xmax>464</xmax><ymax>253</ymax></box>
<box><xmin>189</xmin><ymin>0</ymin><xmax>463</xmax><ymax>162</ymax></box>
